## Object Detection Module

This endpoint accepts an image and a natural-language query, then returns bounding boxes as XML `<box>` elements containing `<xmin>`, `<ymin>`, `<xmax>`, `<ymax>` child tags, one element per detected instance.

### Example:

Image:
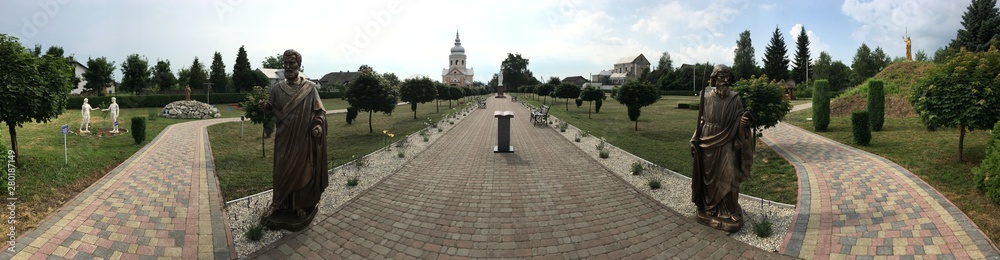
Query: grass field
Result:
<box><xmin>515</xmin><ymin>93</ymin><xmax>800</xmax><ymax>204</ymax></box>
<box><xmin>783</xmin><ymin>108</ymin><xmax>1000</xmax><ymax>245</ymax></box>
<box><xmin>210</xmin><ymin>99</ymin><xmax>457</xmax><ymax>201</ymax></box>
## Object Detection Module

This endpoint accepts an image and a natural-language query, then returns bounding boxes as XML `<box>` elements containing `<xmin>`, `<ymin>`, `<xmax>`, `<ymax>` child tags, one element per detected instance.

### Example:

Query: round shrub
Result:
<box><xmin>867</xmin><ymin>80</ymin><xmax>885</xmax><ymax>131</ymax></box>
<box><xmin>812</xmin><ymin>80</ymin><xmax>830</xmax><ymax>132</ymax></box>
<box><xmin>131</xmin><ymin>116</ymin><xmax>146</xmax><ymax>145</ymax></box>
<box><xmin>595</xmin><ymin>99</ymin><xmax>603</xmax><ymax>113</ymax></box>
<box><xmin>346</xmin><ymin>106</ymin><xmax>359</xmax><ymax>124</ymax></box>
<box><xmin>575</xmin><ymin>98</ymin><xmax>583</xmax><ymax>108</ymax></box>
<box><xmin>851</xmin><ymin>110</ymin><xmax>871</xmax><ymax>145</ymax></box>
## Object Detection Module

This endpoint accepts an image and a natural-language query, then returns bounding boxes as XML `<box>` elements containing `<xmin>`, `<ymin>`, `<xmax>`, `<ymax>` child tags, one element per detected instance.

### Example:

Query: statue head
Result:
<box><xmin>283</xmin><ymin>49</ymin><xmax>302</xmax><ymax>81</ymax></box>
<box><xmin>83</xmin><ymin>98</ymin><xmax>89</xmax><ymax>104</ymax></box>
<box><xmin>111</xmin><ymin>97</ymin><xmax>116</xmax><ymax>103</ymax></box>
<box><xmin>709</xmin><ymin>64</ymin><xmax>732</xmax><ymax>97</ymax></box>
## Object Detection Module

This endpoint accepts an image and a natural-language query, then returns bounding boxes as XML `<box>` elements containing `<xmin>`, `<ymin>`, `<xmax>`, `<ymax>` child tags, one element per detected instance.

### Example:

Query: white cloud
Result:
<box><xmin>759</xmin><ymin>3</ymin><xmax>777</xmax><ymax>10</ymax></box>
<box><xmin>630</xmin><ymin>0</ymin><xmax>750</xmax><ymax>65</ymax></box>
<box><xmin>841</xmin><ymin>0</ymin><xmax>966</xmax><ymax>56</ymax></box>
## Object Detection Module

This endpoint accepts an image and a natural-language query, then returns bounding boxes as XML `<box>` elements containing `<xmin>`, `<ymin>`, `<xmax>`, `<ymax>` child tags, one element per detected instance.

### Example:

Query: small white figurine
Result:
<box><xmin>102</xmin><ymin>97</ymin><xmax>120</xmax><ymax>133</ymax></box>
<box><xmin>80</xmin><ymin>98</ymin><xmax>100</xmax><ymax>133</ymax></box>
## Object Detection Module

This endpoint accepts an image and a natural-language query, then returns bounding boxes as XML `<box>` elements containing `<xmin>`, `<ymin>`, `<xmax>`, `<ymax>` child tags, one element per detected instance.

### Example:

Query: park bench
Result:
<box><xmin>477</xmin><ymin>97</ymin><xmax>486</xmax><ymax>109</ymax></box>
<box><xmin>530</xmin><ymin>105</ymin><xmax>550</xmax><ymax>125</ymax></box>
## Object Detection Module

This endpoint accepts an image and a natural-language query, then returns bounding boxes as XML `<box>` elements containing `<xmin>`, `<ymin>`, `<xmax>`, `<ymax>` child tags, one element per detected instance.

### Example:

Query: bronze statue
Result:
<box><xmin>904</xmin><ymin>36</ymin><xmax>912</xmax><ymax>61</ymax></box>
<box><xmin>690</xmin><ymin>64</ymin><xmax>754</xmax><ymax>232</ymax></box>
<box><xmin>259</xmin><ymin>49</ymin><xmax>329</xmax><ymax>231</ymax></box>
<box><xmin>185</xmin><ymin>85</ymin><xmax>191</xmax><ymax>101</ymax></box>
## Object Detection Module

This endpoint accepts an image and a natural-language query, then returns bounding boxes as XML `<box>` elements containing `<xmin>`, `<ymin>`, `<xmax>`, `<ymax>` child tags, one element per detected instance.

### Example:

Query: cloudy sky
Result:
<box><xmin>0</xmin><ymin>0</ymin><xmax>976</xmax><ymax>83</ymax></box>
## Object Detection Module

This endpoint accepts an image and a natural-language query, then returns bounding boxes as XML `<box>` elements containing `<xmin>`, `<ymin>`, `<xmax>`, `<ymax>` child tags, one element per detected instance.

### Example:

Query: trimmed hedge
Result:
<box><xmin>689</xmin><ymin>103</ymin><xmax>700</xmax><ymax>110</ymax></box>
<box><xmin>975</xmin><ymin>121</ymin><xmax>1000</xmax><ymax>203</ymax></box>
<box><xmin>851</xmin><ymin>110</ymin><xmax>871</xmax><ymax>145</ymax></box>
<box><xmin>677</xmin><ymin>103</ymin><xmax>690</xmax><ymax>109</ymax></box>
<box><xmin>595</xmin><ymin>98</ymin><xmax>603</xmax><ymax>113</ymax></box>
<box><xmin>867</xmin><ymin>80</ymin><xmax>885</xmax><ymax>131</ymax></box>
<box><xmin>131</xmin><ymin>116</ymin><xmax>146</xmax><ymax>145</ymax></box>
<box><xmin>661</xmin><ymin>90</ymin><xmax>699</xmax><ymax>96</ymax></box>
<box><xmin>812</xmin><ymin>80</ymin><xmax>831</xmax><ymax>132</ymax></box>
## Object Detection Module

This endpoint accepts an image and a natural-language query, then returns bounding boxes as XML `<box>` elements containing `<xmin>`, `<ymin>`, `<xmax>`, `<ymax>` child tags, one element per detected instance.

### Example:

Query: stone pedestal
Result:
<box><xmin>496</xmin><ymin>86</ymin><xmax>506</xmax><ymax>98</ymax></box>
<box><xmin>494</xmin><ymin>111</ymin><xmax>514</xmax><ymax>153</ymax></box>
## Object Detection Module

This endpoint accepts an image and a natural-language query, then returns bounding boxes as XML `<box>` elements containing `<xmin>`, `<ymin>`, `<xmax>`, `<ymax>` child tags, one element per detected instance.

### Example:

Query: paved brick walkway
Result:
<box><xmin>763</xmin><ymin>104</ymin><xmax>1000</xmax><ymax>259</ymax></box>
<box><xmin>1</xmin><ymin>118</ymin><xmax>239</xmax><ymax>259</ymax></box>
<box><xmin>250</xmin><ymin>97</ymin><xmax>784</xmax><ymax>259</ymax></box>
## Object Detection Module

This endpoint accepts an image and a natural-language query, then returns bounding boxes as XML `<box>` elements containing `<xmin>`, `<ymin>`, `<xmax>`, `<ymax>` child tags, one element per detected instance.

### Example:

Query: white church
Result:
<box><xmin>441</xmin><ymin>31</ymin><xmax>474</xmax><ymax>87</ymax></box>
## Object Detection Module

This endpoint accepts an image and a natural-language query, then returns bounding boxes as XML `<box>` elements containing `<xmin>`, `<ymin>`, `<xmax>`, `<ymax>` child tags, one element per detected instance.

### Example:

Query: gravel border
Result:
<box><xmin>543</xmin><ymin>112</ymin><xmax>793</xmax><ymax>253</ymax></box>
<box><xmin>224</xmin><ymin>104</ymin><xmax>480</xmax><ymax>258</ymax></box>
<box><xmin>223</xmin><ymin>101</ymin><xmax>795</xmax><ymax>257</ymax></box>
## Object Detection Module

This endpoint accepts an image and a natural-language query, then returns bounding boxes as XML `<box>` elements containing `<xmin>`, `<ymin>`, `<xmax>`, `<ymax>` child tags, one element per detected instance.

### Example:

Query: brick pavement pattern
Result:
<box><xmin>252</xmin><ymin>97</ymin><xmax>786</xmax><ymax>259</ymax></box>
<box><xmin>0</xmin><ymin>118</ymin><xmax>239</xmax><ymax>259</ymax></box>
<box><xmin>764</xmin><ymin>105</ymin><xmax>1000</xmax><ymax>259</ymax></box>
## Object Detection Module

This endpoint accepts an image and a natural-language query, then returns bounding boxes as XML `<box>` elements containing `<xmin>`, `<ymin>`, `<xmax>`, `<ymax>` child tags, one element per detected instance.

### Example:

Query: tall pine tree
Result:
<box><xmin>851</xmin><ymin>43</ymin><xmax>875</xmax><ymax>85</ymax></box>
<box><xmin>950</xmin><ymin>0</ymin><xmax>1000</xmax><ymax>52</ymax></box>
<box><xmin>209</xmin><ymin>52</ymin><xmax>228</xmax><ymax>93</ymax></box>
<box><xmin>232</xmin><ymin>46</ymin><xmax>254</xmax><ymax>92</ymax></box>
<box><xmin>762</xmin><ymin>26</ymin><xmax>790</xmax><ymax>81</ymax></box>
<box><xmin>733</xmin><ymin>30</ymin><xmax>757</xmax><ymax>80</ymax></box>
<box><xmin>189</xmin><ymin>57</ymin><xmax>208</xmax><ymax>92</ymax></box>
<box><xmin>791</xmin><ymin>26</ymin><xmax>811</xmax><ymax>84</ymax></box>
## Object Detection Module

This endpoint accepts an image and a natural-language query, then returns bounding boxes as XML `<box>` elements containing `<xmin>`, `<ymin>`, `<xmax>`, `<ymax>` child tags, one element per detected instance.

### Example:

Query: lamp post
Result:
<box><xmin>204</xmin><ymin>82</ymin><xmax>213</xmax><ymax>104</ymax></box>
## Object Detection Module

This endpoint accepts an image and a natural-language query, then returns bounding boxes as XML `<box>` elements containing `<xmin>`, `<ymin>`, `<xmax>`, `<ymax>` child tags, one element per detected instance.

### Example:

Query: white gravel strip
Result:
<box><xmin>545</xmin><ymin>114</ymin><xmax>794</xmax><ymax>253</ymax></box>
<box><xmin>224</xmin><ymin>104</ymin><xmax>480</xmax><ymax>259</ymax></box>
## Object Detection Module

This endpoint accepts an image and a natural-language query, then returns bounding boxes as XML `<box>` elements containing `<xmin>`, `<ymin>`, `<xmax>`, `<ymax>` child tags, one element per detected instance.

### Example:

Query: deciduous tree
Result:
<box><xmin>399</xmin><ymin>77</ymin><xmax>437</xmax><ymax>119</ymax></box>
<box><xmin>346</xmin><ymin>65</ymin><xmax>399</xmax><ymax>133</ymax></box>
<box><xmin>554</xmin><ymin>82</ymin><xmax>581</xmax><ymax>111</ymax></box>
<box><xmin>82</xmin><ymin>57</ymin><xmax>115</xmax><ymax>96</ymax></box>
<box><xmin>911</xmin><ymin>47</ymin><xmax>1000</xmax><ymax>160</ymax></box>
<box><xmin>152</xmin><ymin>59</ymin><xmax>177</xmax><ymax>91</ymax></box>
<box><xmin>0</xmin><ymin>35</ymin><xmax>74</xmax><ymax>165</ymax></box>
<box><xmin>120</xmin><ymin>54</ymin><xmax>150</xmax><ymax>94</ymax></box>
<box><xmin>579</xmin><ymin>85</ymin><xmax>605</xmax><ymax>118</ymax></box>
<box><xmin>614</xmin><ymin>80</ymin><xmax>659</xmax><ymax>131</ymax></box>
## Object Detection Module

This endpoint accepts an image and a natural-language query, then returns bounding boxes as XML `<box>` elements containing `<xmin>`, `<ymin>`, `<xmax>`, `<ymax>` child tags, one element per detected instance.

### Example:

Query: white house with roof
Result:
<box><xmin>257</xmin><ymin>68</ymin><xmax>312</xmax><ymax>87</ymax></box>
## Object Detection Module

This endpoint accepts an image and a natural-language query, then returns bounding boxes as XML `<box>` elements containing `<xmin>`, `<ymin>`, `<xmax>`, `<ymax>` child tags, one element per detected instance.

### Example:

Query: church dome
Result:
<box><xmin>450</xmin><ymin>31</ymin><xmax>465</xmax><ymax>54</ymax></box>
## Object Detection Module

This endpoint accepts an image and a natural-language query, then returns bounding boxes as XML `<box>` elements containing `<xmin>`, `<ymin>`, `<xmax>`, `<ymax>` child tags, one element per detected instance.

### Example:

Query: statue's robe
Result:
<box><xmin>691</xmin><ymin>89</ymin><xmax>754</xmax><ymax>224</ymax></box>
<box><xmin>268</xmin><ymin>75</ymin><xmax>329</xmax><ymax>211</ymax></box>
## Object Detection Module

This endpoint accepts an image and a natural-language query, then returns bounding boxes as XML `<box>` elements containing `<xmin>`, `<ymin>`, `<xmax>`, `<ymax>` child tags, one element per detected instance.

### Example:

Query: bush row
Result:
<box><xmin>65</xmin><ymin>91</ymin><xmax>345</xmax><ymax>109</ymax></box>
<box><xmin>812</xmin><ymin>80</ymin><xmax>831</xmax><ymax>132</ymax></box>
<box><xmin>867</xmin><ymin>80</ymin><xmax>885</xmax><ymax>131</ymax></box>
<box><xmin>975</xmin><ymin>121</ymin><xmax>1000</xmax><ymax>203</ymax></box>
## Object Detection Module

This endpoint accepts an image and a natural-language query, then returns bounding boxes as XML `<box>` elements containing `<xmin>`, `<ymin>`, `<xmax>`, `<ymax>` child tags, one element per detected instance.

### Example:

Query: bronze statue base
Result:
<box><xmin>696</xmin><ymin>210</ymin><xmax>744</xmax><ymax>233</ymax></box>
<box><xmin>262</xmin><ymin>207</ymin><xmax>318</xmax><ymax>232</ymax></box>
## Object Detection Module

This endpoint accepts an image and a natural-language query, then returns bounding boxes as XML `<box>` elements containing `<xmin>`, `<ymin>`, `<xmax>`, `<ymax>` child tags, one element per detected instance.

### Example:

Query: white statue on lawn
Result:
<box><xmin>80</xmin><ymin>98</ymin><xmax>100</xmax><ymax>133</ymax></box>
<box><xmin>102</xmin><ymin>97</ymin><xmax>120</xmax><ymax>133</ymax></box>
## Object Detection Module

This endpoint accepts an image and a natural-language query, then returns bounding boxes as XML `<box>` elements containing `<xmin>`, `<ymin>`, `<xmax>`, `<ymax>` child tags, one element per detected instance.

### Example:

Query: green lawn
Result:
<box><xmin>210</xmin><ymin>100</ymin><xmax>454</xmax><ymax>201</ymax></box>
<box><xmin>515</xmin><ymin>93</ymin><xmax>799</xmax><ymax>204</ymax></box>
<box><xmin>783</xmin><ymin>109</ymin><xmax>1000</xmax><ymax>245</ymax></box>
